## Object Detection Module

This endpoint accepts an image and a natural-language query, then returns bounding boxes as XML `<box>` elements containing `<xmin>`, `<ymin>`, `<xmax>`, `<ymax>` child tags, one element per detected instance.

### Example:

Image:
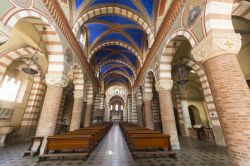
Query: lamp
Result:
<box><xmin>21</xmin><ymin>27</ymin><xmax>46</xmax><ymax>75</ymax></box>
<box><xmin>172</xmin><ymin>42</ymin><xmax>188</xmax><ymax>85</ymax></box>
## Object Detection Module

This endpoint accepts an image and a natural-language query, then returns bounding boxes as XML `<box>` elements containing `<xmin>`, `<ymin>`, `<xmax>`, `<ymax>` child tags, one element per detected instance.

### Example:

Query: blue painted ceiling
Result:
<box><xmin>75</xmin><ymin>0</ymin><xmax>156</xmax><ymax>89</ymax></box>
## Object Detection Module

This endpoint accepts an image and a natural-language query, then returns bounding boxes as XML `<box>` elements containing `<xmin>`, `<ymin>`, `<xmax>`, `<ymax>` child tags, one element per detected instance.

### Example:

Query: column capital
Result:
<box><xmin>143</xmin><ymin>93</ymin><xmax>152</xmax><ymax>101</ymax></box>
<box><xmin>155</xmin><ymin>80</ymin><xmax>173</xmax><ymax>92</ymax></box>
<box><xmin>192</xmin><ymin>33</ymin><xmax>241</xmax><ymax>63</ymax></box>
<box><xmin>73</xmin><ymin>91</ymin><xmax>84</xmax><ymax>100</ymax></box>
<box><xmin>45</xmin><ymin>74</ymin><xmax>69</xmax><ymax>87</ymax></box>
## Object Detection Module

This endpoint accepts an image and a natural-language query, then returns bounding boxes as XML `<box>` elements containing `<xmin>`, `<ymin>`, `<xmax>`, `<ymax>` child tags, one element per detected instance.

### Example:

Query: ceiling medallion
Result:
<box><xmin>182</xmin><ymin>0</ymin><xmax>205</xmax><ymax>28</ymax></box>
<box><xmin>11</xmin><ymin>0</ymin><xmax>32</xmax><ymax>8</ymax></box>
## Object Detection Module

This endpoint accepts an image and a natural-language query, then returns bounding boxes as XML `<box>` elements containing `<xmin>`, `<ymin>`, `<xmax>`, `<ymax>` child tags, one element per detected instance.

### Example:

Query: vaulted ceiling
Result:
<box><xmin>75</xmin><ymin>0</ymin><xmax>156</xmax><ymax>90</ymax></box>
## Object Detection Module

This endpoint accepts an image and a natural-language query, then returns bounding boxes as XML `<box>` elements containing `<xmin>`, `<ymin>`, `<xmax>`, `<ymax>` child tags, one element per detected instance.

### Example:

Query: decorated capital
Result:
<box><xmin>192</xmin><ymin>33</ymin><xmax>242</xmax><ymax>63</ymax></box>
<box><xmin>45</xmin><ymin>74</ymin><xmax>69</xmax><ymax>87</ymax></box>
<box><xmin>143</xmin><ymin>93</ymin><xmax>153</xmax><ymax>101</ymax></box>
<box><xmin>155</xmin><ymin>80</ymin><xmax>173</xmax><ymax>92</ymax></box>
<box><xmin>73</xmin><ymin>91</ymin><xmax>84</xmax><ymax>99</ymax></box>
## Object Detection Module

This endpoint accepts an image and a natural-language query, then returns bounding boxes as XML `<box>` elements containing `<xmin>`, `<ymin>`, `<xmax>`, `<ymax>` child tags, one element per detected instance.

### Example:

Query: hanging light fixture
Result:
<box><xmin>21</xmin><ymin>27</ymin><xmax>46</xmax><ymax>75</ymax></box>
<box><xmin>173</xmin><ymin>42</ymin><xmax>188</xmax><ymax>85</ymax></box>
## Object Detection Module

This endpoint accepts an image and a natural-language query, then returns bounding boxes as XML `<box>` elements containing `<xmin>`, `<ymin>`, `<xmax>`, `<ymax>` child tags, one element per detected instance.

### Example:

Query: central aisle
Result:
<box><xmin>88</xmin><ymin>124</ymin><xmax>134</xmax><ymax>166</ymax></box>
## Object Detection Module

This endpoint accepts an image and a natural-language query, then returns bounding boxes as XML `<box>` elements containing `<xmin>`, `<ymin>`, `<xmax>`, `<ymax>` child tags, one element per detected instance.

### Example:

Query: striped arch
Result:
<box><xmin>2</xmin><ymin>10</ymin><xmax>66</xmax><ymax>77</ymax></box>
<box><xmin>96</xmin><ymin>59</ymin><xmax>136</xmax><ymax>76</ymax></box>
<box><xmin>173</xmin><ymin>58</ymin><xmax>221</xmax><ymax>128</ymax></box>
<box><xmin>73</xmin><ymin>6</ymin><xmax>154</xmax><ymax>47</ymax></box>
<box><xmin>205</xmin><ymin>0</ymin><xmax>235</xmax><ymax>34</ymax></box>
<box><xmin>89</xmin><ymin>41</ymin><xmax>142</xmax><ymax>65</ymax></box>
<box><xmin>20</xmin><ymin>75</ymin><xmax>46</xmax><ymax>137</ymax></box>
<box><xmin>72</xmin><ymin>63</ymin><xmax>85</xmax><ymax>97</ymax></box>
<box><xmin>101</xmin><ymin>71</ymin><xmax>133</xmax><ymax>85</ymax></box>
<box><xmin>101</xmin><ymin>65</ymin><xmax>135</xmax><ymax>79</ymax></box>
<box><xmin>105</xmin><ymin>77</ymin><xmax>129</xmax><ymax>90</ymax></box>
<box><xmin>0</xmin><ymin>46</ymin><xmax>43</xmax><ymax>81</ymax></box>
<box><xmin>232</xmin><ymin>0</ymin><xmax>250</xmax><ymax>20</ymax></box>
<box><xmin>105</xmin><ymin>82</ymin><xmax>127</xmax><ymax>91</ymax></box>
<box><xmin>157</xmin><ymin>30</ymin><xmax>197</xmax><ymax>82</ymax></box>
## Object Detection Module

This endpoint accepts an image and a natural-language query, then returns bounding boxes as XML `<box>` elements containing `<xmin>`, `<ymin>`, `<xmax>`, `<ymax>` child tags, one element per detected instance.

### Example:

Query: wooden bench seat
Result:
<box><xmin>46</xmin><ymin>135</ymin><xmax>94</xmax><ymax>151</ymax></box>
<box><xmin>37</xmin><ymin>122</ymin><xmax>112</xmax><ymax>162</ymax></box>
<box><xmin>62</xmin><ymin>131</ymin><xmax>100</xmax><ymax>144</ymax></box>
<box><xmin>129</xmin><ymin>134</ymin><xmax>172</xmax><ymax>150</ymax></box>
<box><xmin>119</xmin><ymin>122</ymin><xmax>176</xmax><ymax>160</ymax></box>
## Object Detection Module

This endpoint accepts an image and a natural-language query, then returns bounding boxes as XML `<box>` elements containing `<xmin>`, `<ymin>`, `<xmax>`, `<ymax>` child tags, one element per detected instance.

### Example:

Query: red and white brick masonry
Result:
<box><xmin>205</xmin><ymin>0</ymin><xmax>235</xmax><ymax>34</ymax></box>
<box><xmin>232</xmin><ymin>0</ymin><xmax>250</xmax><ymax>20</ymax></box>
<box><xmin>156</xmin><ymin>80</ymin><xmax>180</xmax><ymax>150</ymax></box>
<box><xmin>70</xmin><ymin>64</ymin><xmax>85</xmax><ymax>131</ymax></box>
<box><xmin>156</xmin><ymin>30</ymin><xmax>197</xmax><ymax>82</ymax></box>
<box><xmin>2</xmin><ymin>10</ymin><xmax>66</xmax><ymax>78</ymax></box>
<box><xmin>84</xmin><ymin>82</ymin><xmax>94</xmax><ymax>127</ymax></box>
<box><xmin>20</xmin><ymin>75</ymin><xmax>46</xmax><ymax>140</ymax></box>
<box><xmin>173</xmin><ymin>58</ymin><xmax>225</xmax><ymax>145</ymax></box>
<box><xmin>192</xmin><ymin>33</ymin><xmax>250</xmax><ymax>165</ymax></box>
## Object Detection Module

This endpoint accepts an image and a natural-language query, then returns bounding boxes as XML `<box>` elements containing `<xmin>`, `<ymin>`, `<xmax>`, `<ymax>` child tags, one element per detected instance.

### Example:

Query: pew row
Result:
<box><xmin>37</xmin><ymin>122</ymin><xmax>112</xmax><ymax>162</ymax></box>
<box><xmin>119</xmin><ymin>122</ymin><xmax>176</xmax><ymax>160</ymax></box>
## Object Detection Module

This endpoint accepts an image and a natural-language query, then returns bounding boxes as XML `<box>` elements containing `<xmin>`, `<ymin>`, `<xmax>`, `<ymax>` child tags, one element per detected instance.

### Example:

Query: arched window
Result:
<box><xmin>110</xmin><ymin>105</ymin><xmax>113</xmax><ymax>110</ymax></box>
<box><xmin>0</xmin><ymin>75</ymin><xmax>21</xmax><ymax>102</ymax></box>
<box><xmin>121</xmin><ymin>105</ymin><xmax>123</xmax><ymax>110</ymax></box>
<box><xmin>115</xmin><ymin>104</ymin><xmax>118</xmax><ymax>111</ymax></box>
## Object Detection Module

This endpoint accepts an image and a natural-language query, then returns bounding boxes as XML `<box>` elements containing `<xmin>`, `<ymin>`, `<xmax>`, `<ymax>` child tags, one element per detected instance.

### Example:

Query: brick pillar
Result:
<box><xmin>69</xmin><ymin>91</ymin><xmax>84</xmax><ymax>131</ymax></box>
<box><xmin>177</xmin><ymin>83</ymin><xmax>192</xmax><ymax>136</ymax></box>
<box><xmin>156</xmin><ymin>80</ymin><xmax>180</xmax><ymax>150</ymax></box>
<box><xmin>84</xmin><ymin>104</ymin><xmax>93</xmax><ymax>127</ymax></box>
<box><xmin>35</xmin><ymin>86</ymin><xmax>64</xmax><ymax>136</ymax></box>
<box><xmin>192</xmin><ymin>33</ymin><xmax>250</xmax><ymax>165</ymax></box>
<box><xmin>32</xmin><ymin>75</ymin><xmax>68</xmax><ymax>152</ymax></box>
<box><xmin>143</xmin><ymin>94</ymin><xmax>154</xmax><ymax>130</ymax></box>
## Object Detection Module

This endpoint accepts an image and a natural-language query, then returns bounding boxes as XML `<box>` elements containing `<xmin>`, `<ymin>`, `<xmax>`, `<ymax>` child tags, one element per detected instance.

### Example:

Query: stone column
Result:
<box><xmin>136</xmin><ymin>104</ymin><xmax>144</xmax><ymax>127</ymax></box>
<box><xmin>131</xmin><ymin>93</ymin><xmax>138</xmax><ymax>124</ymax></box>
<box><xmin>192</xmin><ymin>33</ymin><xmax>250</xmax><ymax>165</ymax></box>
<box><xmin>156</xmin><ymin>80</ymin><xmax>180</xmax><ymax>150</ymax></box>
<box><xmin>127</xmin><ymin>94</ymin><xmax>132</xmax><ymax>123</ymax></box>
<box><xmin>143</xmin><ymin>94</ymin><xmax>154</xmax><ymax>130</ymax></box>
<box><xmin>177</xmin><ymin>83</ymin><xmax>192</xmax><ymax>136</ymax></box>
<box><xmin>69</xmin><ymin>91</ymin><xmax>84</xmax><ymax>131</ymax></box>
<box><xmin>32</xmin><ymin>74</ymin><xmax>68</xmax><ymax>152</ymax></box>
<box><xmin>84</xmin><ymin>103</ymin><xmax>94</xmax><ymax>127</ymax></box>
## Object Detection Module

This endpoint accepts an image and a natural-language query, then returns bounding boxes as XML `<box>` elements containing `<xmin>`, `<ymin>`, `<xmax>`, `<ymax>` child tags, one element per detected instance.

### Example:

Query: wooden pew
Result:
<box><xmin>38</xmin><ymin>135</ymin><xmax>94</xmax><ymax>161</ymax></box>
<box><xmin>119</xmin><ymin>122</ymin><xmax>176</xmax><ymax>160</ymax></box>
<box><xmin>37</xmin><ymin>122</ymin><xmax>112</xmax><ymax>162</ymax></box>
<box><xmin>62</xmin><ymin>130</ymin><xmax>100</xmax><ymax>145</ymax></box>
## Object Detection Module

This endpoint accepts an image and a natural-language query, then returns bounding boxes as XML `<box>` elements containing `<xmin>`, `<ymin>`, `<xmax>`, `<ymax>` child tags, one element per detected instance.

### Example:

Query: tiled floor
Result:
<box><xmin>0</xmin><ymin>125</ymin><xmax>232</xmax><ymax>166</ymax></box>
